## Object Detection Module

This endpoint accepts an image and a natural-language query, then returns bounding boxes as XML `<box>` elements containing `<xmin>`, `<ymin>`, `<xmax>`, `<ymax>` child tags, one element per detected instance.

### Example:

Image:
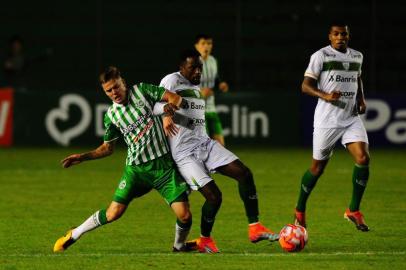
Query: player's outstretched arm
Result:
<box><xmin>302</xmin><ymin>76</ymin><xmax>341</xmax><ymax>102</ymax></box>
<box><xmin>61</xmin><ymin>141</ymin><xmax>116</xmax><ymax>168</ymax></box>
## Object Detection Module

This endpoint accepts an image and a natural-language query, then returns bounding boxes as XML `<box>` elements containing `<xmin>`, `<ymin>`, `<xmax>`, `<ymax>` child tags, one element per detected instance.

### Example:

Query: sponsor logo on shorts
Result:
<box><xmin>119</xmin><ymin>180</ymin><xmax>127</xmax><ymax>189</ymax></box>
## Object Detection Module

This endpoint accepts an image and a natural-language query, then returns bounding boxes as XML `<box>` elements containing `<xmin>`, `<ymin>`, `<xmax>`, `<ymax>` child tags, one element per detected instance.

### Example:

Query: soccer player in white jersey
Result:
<box><xmin>194</xmin><ymin>34</ymin><xmax>229</xmax><ymax>146</ymax></box>
<box><xmin>294</xmin><ymin>22</ymin><xmax>370</xmax><ymax>231</ymax></box>
<box><xmin>53</xmin><ymin>66</ymin><xmax>194</xmax><ymax>252</ymax></box>
<box><xmin>154</xmin><ymin>50</ymin><xmax>278</xmax><ymax>253</ymax></box>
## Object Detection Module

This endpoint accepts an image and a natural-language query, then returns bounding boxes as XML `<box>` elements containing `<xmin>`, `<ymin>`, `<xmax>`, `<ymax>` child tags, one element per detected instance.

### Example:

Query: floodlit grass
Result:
<box><xmin>1</xmin><ymin>147</ymin><xmax>405</xmax><ymax>269</ymax></box>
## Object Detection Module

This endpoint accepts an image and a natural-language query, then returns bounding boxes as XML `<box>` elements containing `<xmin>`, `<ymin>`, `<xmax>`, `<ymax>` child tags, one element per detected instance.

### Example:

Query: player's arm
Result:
<box><xmin>301</xmin><ymin>76</ymin><xmax>341</xmax><ymax>102</ymax></box>
<box><xmin>61</xmin><ymin>141</ymin><xmax>116</xmax><ymax>168</ymax></box>
<box><xmin>356</xmin><ymin>76</ymin><xmax>366</xmax><ymax>114</ymax></box>
<box><xmin>155</xmin><ymin>90</ymin><xmax>188</xmax><ymax>116</ymax></box>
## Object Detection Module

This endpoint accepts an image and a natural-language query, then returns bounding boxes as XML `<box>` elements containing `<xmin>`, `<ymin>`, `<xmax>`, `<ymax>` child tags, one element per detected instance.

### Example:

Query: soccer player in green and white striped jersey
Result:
<box><xmin>53</xmin><ymin>66</ymin><xmax>193</xmax><ymax>252</ymax></box>
<box><xmin>194</xmin><ymin>34</ymin><xmax>229</xmax><ymax>146</ymax></box>
<box><xmin>294</xmin><ymin>22</ymin><xmax>370</xmax><ymax>232</ymax></box>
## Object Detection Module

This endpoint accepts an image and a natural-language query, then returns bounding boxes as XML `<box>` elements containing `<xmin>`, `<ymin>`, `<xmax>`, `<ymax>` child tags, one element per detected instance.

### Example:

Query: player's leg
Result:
<box><xmin>170</xmin><ymin>194</ymin><xmax>193</xmax><ymax>252</ymax></box>
<box><xmin>176</xmin><ymin>155</ymin><xmax>221</xmax><ymax>252</ymax></box>
<box><xmin>342</xmin><ymin>120</ymin><xmax>370</xmax><ymax>231</ymax></box>
<box><xmin>152</xmin><ymin>154</ymin><xmax>194</xmax><ymax>251</ymax></box>
<box><xmin>211</xmin><ymin>112</ymin><xmax>225</xmax><ymax>146</ymax></box>
<box><xmin>295</xmin><ymin>128</ymin><xmax>343</xmax><ymax>227</ymax></box>
<box><xmin>206</xmin><ymin>112</ymin><xmax>224</xmax><ymax>146</ymax></box>
<box><xmin>215</xmin><ymin>159</ymin><xmax>277</xmax><ymax>242</ymax></box>
<box><xmin>202</xmin><ymin>140</ymin><xmax>277</xmax><ymax>242</ymax></box>
<box><xmin>53</xmin><ymin>165</ymin><xmax>147</xmax><ymax>252</ymax></box>
<box><xmin>294</xmin><ymin>158</ymin><xmax>329</xmax><ymax>227</ymax></box>
<box><xmin>198</xmin><ymin>181</ymin><xmax>222</xmax><ymax>238</ymax></box>
<box><xmin>53</xmin><ymin>202</ymin><xmax>128</xmax><ymax>252</ymax></box>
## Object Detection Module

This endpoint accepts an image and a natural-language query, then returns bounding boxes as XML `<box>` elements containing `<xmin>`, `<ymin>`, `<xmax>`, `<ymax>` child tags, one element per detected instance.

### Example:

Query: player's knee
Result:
<box><xmin>178</xmin><ymin>210</ymin><xmax>192</xmax><ymax>224</ymax></box>
<box><xmin>310</xmin><ymin>165</ymin><xmax>325</xmax><ymax>177</ymax></box>
<box><xmin>237</xmin><ymin>166</ymin><xmax>253</xmax><ymax>184</ymax></box>
<box><xmin>356</xmin><ymin>153</ymin><xmax>370</xmax><ymax>165</ymax></box>
<box><xmin>206</xmin><ymin>189</ymin><xmax>222</xmax><ymax>206</ymax></box>
<box><xmin>106</xmin><ymin>206</ymin><xmax>125</xmax><ymax>222</ymax></box>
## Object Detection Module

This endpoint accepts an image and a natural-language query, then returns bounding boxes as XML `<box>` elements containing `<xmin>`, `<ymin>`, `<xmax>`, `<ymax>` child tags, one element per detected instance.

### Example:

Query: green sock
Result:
<box><xmin>238</xmin><ymin>181</ymin><xmax>259</xmax><ymax>224</ymax></box>
<box><xmin>201</xmin><ymin>201</ymin><xmax>220</xmax><ymax>237</ymax></box>
<box><xmin>296</xmin><ymin>170</ymin><xmax>320</xmax><ymax>212</ymax></box>
<box><xmin>98</xmin><ymin>209</ymin><xmax>108</xmax><ymax>225</ymax></box>
<box><xmin>349</xmin><ymin>164</ymin><xmax>369</xmax><ymax>211</ymax></box>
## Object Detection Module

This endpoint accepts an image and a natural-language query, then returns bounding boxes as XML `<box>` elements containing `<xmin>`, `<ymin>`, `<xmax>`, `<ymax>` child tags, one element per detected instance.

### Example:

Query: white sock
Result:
<box><xmin>173</xmin><ymin>223</ymin><xmax>190</xmax><ymax>250</ymax></box>
<box><xmin>72</xmin><ymin>211</ymin><xmax>102</xmax><ymax>240</ymax></box>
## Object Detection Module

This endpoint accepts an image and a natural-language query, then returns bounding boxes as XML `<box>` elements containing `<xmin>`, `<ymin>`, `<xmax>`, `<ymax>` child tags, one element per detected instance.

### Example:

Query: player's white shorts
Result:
<box><xmin>176</xmin><ymin>139</ymin><xmax>238</xmax><ymax>190</ymax></box>
<box><xmin>313</xmin><ymin>118</ymin><xmax>369</xmax><ymax>160</ymax></box>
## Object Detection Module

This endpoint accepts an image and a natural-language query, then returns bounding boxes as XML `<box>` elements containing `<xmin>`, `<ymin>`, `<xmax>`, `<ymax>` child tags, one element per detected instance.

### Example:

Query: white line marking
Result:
<box><xmin>1</xmin><ymin>251</ymin><xmax>404</xmax><ymax>258</ymax></box>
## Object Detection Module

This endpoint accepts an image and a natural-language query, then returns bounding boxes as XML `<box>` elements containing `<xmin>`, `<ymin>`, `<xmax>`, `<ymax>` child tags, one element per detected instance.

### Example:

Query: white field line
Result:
<box><xmin>1</xmin><ymin>251</ymin><xmax>404</xmax><ymax>258</ymax></box>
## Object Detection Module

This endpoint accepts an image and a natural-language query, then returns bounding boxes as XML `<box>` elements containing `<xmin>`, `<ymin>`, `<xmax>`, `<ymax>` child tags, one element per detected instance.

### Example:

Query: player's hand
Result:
<box><xmin>201</xmin><ymin>87</ymin><xmax>214</xmax><ymax>98</ymax></box>
<box><xmin>61</xmin><ymin>154</ymin><xmax>82</xmax><ymax>168</ymax></box>
<box><xmin>323</xmin><ymin>91</ymin><xmax>341</xmax><ymax>102</ymax></box>
<box><xmin>163</xmin><ymin>103</ymin><xmax>179</xmax><ymax>116</ymax></box>
<box><xmin>163</xmin><ymin>116</ymin><xmax>179</xmax><ymax>137</ymax></box>
<box><xmin>358</xmin><ymin>99</ymin><xmax>367</xmax><ymax>114</ymax></box>
<box><xmin>219</xmin><ymin>82</ymin><xmax>229</xmax><ymax>92</ymax></box>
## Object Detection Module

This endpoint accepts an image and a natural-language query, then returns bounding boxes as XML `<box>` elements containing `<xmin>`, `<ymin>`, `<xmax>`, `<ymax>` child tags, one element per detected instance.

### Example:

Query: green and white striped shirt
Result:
<box><xmin>103</xmin><ymin>83</ymin><xmax>169</xmax><ymax>165</ymax></box>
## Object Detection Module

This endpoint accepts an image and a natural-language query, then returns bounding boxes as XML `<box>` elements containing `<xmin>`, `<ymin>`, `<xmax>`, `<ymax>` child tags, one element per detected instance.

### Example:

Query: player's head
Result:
<box><xmin>179</xmin><ymin>49</ymin><xmax>202</xmax><ymax>85</ymax></box>
<box><xmin>328</xmin><ymin>21</ymin><xmax>350</xmax><ymax>52</ymax></box>
<box><xmin>194</xmin><ymin>34</ymin><xmax>213</xmax><ymax>59</ymax></box>
<box><xmin>99</xmin><ymin>66</ymin><xmax>128</xmax><ymax>104</ymax></box>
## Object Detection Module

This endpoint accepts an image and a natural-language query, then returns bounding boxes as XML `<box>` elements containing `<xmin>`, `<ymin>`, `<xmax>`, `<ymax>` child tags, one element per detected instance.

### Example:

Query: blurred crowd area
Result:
<box><xmin>0</xmin><ymin>0</ymin><xmax>404</xmax><ymax>93</ymax></box>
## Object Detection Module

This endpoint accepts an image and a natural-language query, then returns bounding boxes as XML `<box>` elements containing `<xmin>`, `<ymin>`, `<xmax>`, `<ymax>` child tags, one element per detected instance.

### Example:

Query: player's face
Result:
<box><xmin>195</xmin><ymin>38</ymin><xmax>213</xmax><ymax>58</ymax></box>
<box><xmin>102</xmin><ymin>77</ymin><xmax>128</xmax><ymax>104</ymax></box>
<box><xmin>180</xmin><ymin>57</ymin><xmax>202</xmax><ymax>85</ymax></box>
<box><xmin>329</xmin><ymin>26</ymin><xmax>350</xmax><ymax>52</ymax></box>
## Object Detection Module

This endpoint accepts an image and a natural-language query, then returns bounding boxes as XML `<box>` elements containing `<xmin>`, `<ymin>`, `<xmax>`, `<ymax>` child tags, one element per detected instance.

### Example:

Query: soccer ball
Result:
<box><xmin>279</xmin><ymin>224</ymin><xmax>308</xmax><ymax>252</ymax></box>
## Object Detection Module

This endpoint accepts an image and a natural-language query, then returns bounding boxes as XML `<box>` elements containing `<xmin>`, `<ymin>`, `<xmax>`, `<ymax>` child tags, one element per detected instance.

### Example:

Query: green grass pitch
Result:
<box><xmin>1</xmin><ymin>147</ymin><xmax>405</xmax><ymax>269</ymax></box>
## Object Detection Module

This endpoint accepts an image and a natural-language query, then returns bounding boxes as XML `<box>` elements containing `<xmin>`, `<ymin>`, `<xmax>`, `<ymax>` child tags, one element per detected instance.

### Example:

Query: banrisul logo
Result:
<box><xmin>328</xmin><ymin>75</ymin><xmax>357</xmax><ymax>83</ymax></box>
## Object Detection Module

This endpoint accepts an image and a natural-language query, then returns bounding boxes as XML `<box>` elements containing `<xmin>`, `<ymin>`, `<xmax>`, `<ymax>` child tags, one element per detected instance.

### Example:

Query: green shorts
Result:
<box><xmin>113</xmin><ymin>154</ymin><xmax>188</xmax><ymax>205</ymax></box>
<box><xmin>205</xmin><ymin>112</ymin><xmax>223</xmax><ymax>137</ymax></box>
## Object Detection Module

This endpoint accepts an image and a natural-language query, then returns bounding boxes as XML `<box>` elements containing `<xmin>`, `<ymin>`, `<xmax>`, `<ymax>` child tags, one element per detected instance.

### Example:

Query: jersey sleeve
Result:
<box><xmin>159</xmin><ymin>75</ymin><xmax>177</xmax><ymax>92</ymax></box>
<box><xmin>137</xmin><ymin>83</ymin><xmax>166</xmax><ymax>103</ymax></box>
<box><xmin>304</xmin><ymin>51</ymin><xmax>323</xmax><ymax>80</ymax></box>
<box><xmin>103</xmin><ymin>111</ymin><xmax>120</xmax><ymax>142</ymax></box>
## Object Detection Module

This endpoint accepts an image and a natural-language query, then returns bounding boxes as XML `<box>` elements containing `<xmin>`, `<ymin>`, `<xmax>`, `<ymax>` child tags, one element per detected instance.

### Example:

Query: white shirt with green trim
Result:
<box><xmin>157</xmin><ymin>72</ymin><xmax>210</xmax><ymax>162</ymax></box>
<box><xmin>305</xmin><ymin>45</ymin><xmax>363</xmax><ymax>128</ymax></box>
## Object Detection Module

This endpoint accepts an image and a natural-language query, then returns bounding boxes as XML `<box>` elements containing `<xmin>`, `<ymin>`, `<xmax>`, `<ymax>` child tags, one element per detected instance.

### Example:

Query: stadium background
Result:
<box><xmin>1</xmin><ymin>1</ymin><xmax>406</xmax><ymax>269</ymax></box>
<box><xmin>0</xmin><ymin>0</ymin><xmax>405</xmax><ymax>147</ymax></box>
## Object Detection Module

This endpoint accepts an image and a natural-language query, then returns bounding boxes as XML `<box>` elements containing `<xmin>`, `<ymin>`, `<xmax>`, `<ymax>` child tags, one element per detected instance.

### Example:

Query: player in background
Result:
<box><xmin>294</xmin><ymin>22</ymin><xmax>370</xmax><ymax>231</ymax></box>
<box><xmin>194</xmin><ymin>34</ymin><xmax>228</xmax><ymax>146</ymax></box>
<box><xmin>53</xmin><ymin>66</ymin><xmax>194</xmax><ymax>252</ymax></box>
<box><xmin>154</xmin><ymin>49</ymin><xmax>279</xmax><ymax>253</ymax></box>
